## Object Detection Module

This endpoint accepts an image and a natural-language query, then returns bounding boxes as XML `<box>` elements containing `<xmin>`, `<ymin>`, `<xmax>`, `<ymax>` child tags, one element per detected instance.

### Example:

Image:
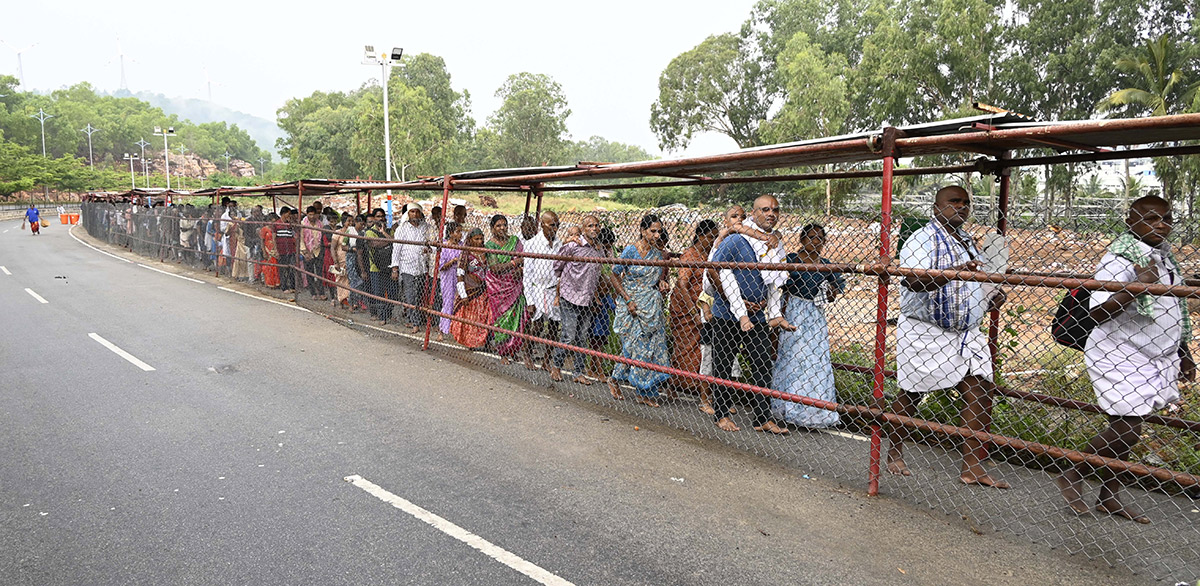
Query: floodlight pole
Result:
<box><xmin>363</xmin><ymin>46</ymin><xmax>402</xmax><ymax>195</ymax></box>
<box><xmin>80</xmin><ymin>123</ymin><xmax>99</xmax><ymax>170</ymax></box>
<box><xmin>222</xmin><ymin>150</ymin><xmax>232</xmax><ymax>173</ymax></box>
<box><xmin>153</xmin><ymin>126</ymin><xmax>176</xmax><ymax>189</ymax></box>
<box><xmin>257</xmin><ymin>156</ymin><xmax>267</xmax><ymax>177</ymax></box>
<box><xmin>135</xmin><ymin>138</ymin><xmax>151</xmax><ymax>188</ymax></box>
<box><xmin>123</xmin><ymin>153</ymin><xmax>139</xmax><ymax>188</ymax></box>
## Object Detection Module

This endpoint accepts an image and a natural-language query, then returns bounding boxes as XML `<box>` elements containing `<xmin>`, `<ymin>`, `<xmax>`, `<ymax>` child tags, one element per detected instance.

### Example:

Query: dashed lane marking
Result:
<box><xmin>1</xmin><ymin>266</ymin><xmax>10</xmax><ymax>275</ymax></box>
<box><xmin>344</xmin><ymin>475</ymin><xmax>574</xmax><ymax>586</ymax></box>
<box><xmin>88</xmin><ymin>333</ymin><xmax>156</xmax><ymax>372</ymax></box>
<box><xmin>24</xmin><ymin>288</ymin><xmax>48</xmax><ymax>304</ymax></box>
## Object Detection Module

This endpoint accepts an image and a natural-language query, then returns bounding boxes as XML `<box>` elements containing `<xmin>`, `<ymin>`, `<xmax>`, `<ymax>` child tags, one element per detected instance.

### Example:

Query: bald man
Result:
<box><xmin>523</xmin><ymin>211</ymin><xmax>563</xmax><ymax>369</ymax></box>
<box><xmin>888</xmin><ymin>185</ymin><xmax>1009</xmax><ymax>488</ymax></box>
<box><xmin>1056</xmin><ymin>195</ymin><xmax>1194</xmax><ymax>523</ymax></box>
<box><xmin>708</xmin><ymin>195</ymin><xmax>794</xmax><ymax>435</ymax></box>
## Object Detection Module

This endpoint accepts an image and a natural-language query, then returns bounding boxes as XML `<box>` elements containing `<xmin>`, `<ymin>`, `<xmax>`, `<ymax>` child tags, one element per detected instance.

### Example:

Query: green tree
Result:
<box><xmin>487</xmin><ymin>73</ymin><xmax>571</xmax><ymax>168</ymax></box>
<box><xmin>649</xmin><ymin>33</ymin><xmax>772</xmax><ymax>150</ymax></box>
<box><xmin>759</xmin><ymin>31</ymin><xmax>850</xmax><ymax>143</ymax></box>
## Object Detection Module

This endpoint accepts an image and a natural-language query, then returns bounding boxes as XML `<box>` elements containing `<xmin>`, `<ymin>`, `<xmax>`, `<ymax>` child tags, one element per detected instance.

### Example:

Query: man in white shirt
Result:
<box><xmin>391</xmin><ymin>204</ymin><xmax>432</xmax><ymax>332</ymax></box>
<box><xmin>1057</xmin><ymin>195</ymin><xmax>1195</xmax><ymax>523</ymax></box>
<box><xmin>708</xmin><ymin>195</ymin><xmax>794</xmax><ymax>435</ymax></box>
<box><xmin>887</xmin><ymin>185</ymin><xmax>1008</xmax><ymax>489</ymax></box>
<box><xmin>522</xmin><ymin>211</ymin><xmax>562</xmax><ymax>369</ymax></box>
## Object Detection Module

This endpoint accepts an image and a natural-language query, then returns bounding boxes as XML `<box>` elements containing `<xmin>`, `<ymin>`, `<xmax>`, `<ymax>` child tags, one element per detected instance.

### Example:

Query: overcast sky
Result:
<box><xmin>3</xmin><ymin>0</ymin><xmax>759</xmax><ymax>158</ymax></box>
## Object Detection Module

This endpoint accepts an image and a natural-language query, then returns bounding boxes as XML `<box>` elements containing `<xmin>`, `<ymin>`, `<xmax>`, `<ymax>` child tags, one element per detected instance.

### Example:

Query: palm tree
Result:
<box><xmin>1097</xmin><ymin>35</ymin><xmax>1198</xmax><ymax>203</ymax></box>
<box><xmin>1097</xmin><ymin>34</ymin><xmax>1198</xmax><ymax>117</ymax></box>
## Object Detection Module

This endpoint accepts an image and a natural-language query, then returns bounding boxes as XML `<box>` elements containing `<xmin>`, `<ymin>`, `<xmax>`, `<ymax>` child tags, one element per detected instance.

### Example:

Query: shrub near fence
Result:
<box><xmin>81</xmin><ymin>196</ymin><xmax>1200</xmax><ymax>581</ymax></box>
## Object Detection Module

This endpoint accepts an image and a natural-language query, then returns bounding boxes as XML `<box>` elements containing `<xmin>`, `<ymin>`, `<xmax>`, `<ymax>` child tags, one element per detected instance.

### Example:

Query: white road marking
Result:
<box><xmin>68</xmin><ymin>226</ymin><xmax>133</xmax><ymax>264</ymax></box>
<box><xmin>819</xmin><ymin>429</ymin><xmax>870</xmax><ymax>442</ymax></box>
<box><xmin>344</xmin><ymin>475</ymin><xmax>574</xmax><ymax>586</ymax></box>
<box><xmin>88</xmin><ymin>333</ymin><xmax>156</xmax><ymax>372</ymax></box>
<box><xmin>137</xmin><ymin>263</ymin><xmax>205</xmax><ymax>283</ymax></box>
<box><xmin>24</xmin><ymin>288</ymin><xmax>48</xmax><ymax>304</ymax></box>
<box><xmin>217</xmin><ymin>287</ymin><xmax>312</xmax><ymax>312</ymax></box>
<box><xmin>0</xmin><ymin>266</ymin><xmax>10</xmax><ymax>275</ymax></box>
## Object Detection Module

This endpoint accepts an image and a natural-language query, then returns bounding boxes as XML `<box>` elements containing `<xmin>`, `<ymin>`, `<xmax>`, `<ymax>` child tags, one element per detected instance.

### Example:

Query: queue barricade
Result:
<box><xmin>78</xmin><ymin>200</ymin><xmax>1200</xmax><ymax>581</ymax></box>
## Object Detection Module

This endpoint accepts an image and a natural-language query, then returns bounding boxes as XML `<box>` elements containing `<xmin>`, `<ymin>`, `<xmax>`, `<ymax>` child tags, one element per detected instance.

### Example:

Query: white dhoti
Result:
<box><xmin>1085</xmin><ymin>332</ymin><xmax>1180</xmax><ymax>417</ymax></box>
<box><xmin>896</xmin><ymin>315</ymin><xmax>992</xmax><ymax>393</ymax></box>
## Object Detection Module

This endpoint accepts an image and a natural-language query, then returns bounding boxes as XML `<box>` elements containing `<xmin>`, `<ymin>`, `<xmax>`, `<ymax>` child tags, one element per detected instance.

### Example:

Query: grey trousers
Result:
<box><xmin>553</xmin><ymin>300</ymin><xmax>592</xmax><ymax>371</ymax></box>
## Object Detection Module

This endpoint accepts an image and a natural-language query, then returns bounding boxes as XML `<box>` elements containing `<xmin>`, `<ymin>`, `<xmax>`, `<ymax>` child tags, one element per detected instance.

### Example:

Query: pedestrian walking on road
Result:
<box><xmin>24</xmin><ymin>204</ymin><xmax>41</xmax><ymax>235</ymax></box>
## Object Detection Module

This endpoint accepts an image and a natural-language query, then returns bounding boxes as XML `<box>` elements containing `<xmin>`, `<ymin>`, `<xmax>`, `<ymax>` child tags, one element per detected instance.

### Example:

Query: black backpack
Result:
<box><xmin>1051</xmin><ymin>288</ymin><xmax>1096</xmax><ymax>351</ymax></box>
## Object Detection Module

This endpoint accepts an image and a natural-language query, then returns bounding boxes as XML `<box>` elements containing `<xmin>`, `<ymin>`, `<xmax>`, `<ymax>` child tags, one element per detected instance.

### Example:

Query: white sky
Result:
<box><xmin>3</xmin><ymin>0</ymin><xmax>756</xmax><ymax>159</ymax></box>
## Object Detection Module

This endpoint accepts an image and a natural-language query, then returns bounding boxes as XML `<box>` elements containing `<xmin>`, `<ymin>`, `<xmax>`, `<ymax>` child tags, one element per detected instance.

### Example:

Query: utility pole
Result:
<box><xmin>135</xmin><ymin>139</ymin><xmax>151</xmax><ymax>188</ymax></box>
<box><xmin>80</xmin><ymin>123</ymin><xmax>99</xmax><ymax>170</ymax></box>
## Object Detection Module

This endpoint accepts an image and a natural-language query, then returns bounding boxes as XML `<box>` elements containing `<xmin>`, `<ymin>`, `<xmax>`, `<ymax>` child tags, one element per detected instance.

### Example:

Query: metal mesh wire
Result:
<box><xmin>79</xmin><ymin>197</ymin><xmax>1200</xmax><ymax>581</ymax></box>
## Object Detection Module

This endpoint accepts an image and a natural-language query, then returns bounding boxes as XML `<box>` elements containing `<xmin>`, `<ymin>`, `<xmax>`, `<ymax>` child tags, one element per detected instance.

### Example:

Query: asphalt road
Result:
<box><xmin>0</xmin><ymin>220</ymin><xmax>1146</xmax><ymax>585</ymax></box>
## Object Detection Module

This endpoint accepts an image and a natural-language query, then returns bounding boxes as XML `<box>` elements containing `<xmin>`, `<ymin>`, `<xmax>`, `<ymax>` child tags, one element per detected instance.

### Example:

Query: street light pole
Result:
<box><xmin>153</xmin><ymin>126</ymin><xmax>175</xmax><ymax>189</ymax></box>
<box><xmin>30</xmin><ymin>108</ymin><xmax>52</xmax><ymax>158</ymax></box>
<box><xmin>222</xmin><ymin>150</ymin><xmax>232</xmax><ymax>173</ymax></box>
<box><xmin>29</xmin><ymin>108</ymin><xmax>52</xmax><ymax>205</ymax></box>
<box><xmin>80</xmin><ymin>123</ymin><xmax>99</xmax><ymax>170</ymax></box>
<box><xmin>257</xmin><ymin>156</ymin><xmax>267</xmax><ymax>178</ymax></box>
<box><xmin>135</xmin><ymin>139</ymin><xmax>151</xmax><ymax>188</ymax></box>
<box><xmin>123</xmin><ymin>153</ymin><xmax>139</xmax><ymax>189</ymax></box>
<box><xmin>363</xmin><ymin>45</ymin><xmax>403</xmax><ymax>193</ymax></box>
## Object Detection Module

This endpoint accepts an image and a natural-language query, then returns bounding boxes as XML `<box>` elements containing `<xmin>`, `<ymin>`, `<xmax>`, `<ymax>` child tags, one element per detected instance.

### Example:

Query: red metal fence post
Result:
<box><xmin>422</xmin><ymin>176</ymin><xmax>454</xmax><ymax>351</ymax></box>
<box><xmin>869</xmin><ymin>127</ymin><xmax>899</xmax><ymax>496</ymax></box>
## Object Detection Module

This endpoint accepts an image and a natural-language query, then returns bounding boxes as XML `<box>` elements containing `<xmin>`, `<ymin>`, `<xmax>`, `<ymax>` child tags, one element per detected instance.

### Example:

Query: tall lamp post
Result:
<box><xmin>221</xmin><ymin>150</ymin><xmax>232</xmax><ymax>173</ymax></box>
<box><xmin>362</xmin><ymin>45</ymin><xmax>403</xmax><ymax>193</ymax></box>
<box><xmin>30</xmin><ymin>108</ymin><xmax>52</xmax><ymax>158</ymax></box>
<box><xmin>123</xmin><ymin>153</ymin><xmax>139</xmax><ymax>189</ymax></box>
<box><xmin>153</xmin><ymin>126</ymin><xmax>175</xmax><ymax>189</ymax></box>
<box><xmin>80</xmin><ymin>123</ymin><xmax>99</xmax><ymax>170</ymax></box>
<box><xmin>257</xmin><ymin>156</ymin><xmax>267</xmax><ymax>178</ymax></box>
<box><xmin>135</xmin><ymin>138</ymin><xmax>151</xmax><ymax>187</ymax></box>
<box><xmin>29</xmin><ymin>108</ymin><xmax>52</xmax><ymax>204</ymax></box>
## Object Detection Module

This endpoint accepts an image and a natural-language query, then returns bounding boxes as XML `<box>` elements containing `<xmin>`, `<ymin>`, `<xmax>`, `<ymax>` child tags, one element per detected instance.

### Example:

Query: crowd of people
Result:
<box><xmin>82</xmin><ymin>186</ymin><xmax>1192</xmax><ymax>524</ymax></box>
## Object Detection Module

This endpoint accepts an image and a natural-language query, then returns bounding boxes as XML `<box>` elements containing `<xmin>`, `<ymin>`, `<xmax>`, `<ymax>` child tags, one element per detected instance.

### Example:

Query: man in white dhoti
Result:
<box><xmin>522</xmin><ymin>211</ymin><xmax>562</xmax><ymax>370</ymax></box>
<box><xmin>1056</xmin><ymin>195</ymin><xmax>1194</xmax><ymax>524</ymax></box>
<box><xmin>886</xmin><ymin>186</ymin><xmax>1009</xmax><ymax>488</ymax></box>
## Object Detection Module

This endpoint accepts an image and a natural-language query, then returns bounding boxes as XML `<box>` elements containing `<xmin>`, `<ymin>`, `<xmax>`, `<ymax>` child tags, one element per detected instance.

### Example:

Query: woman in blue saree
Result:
<box><xmin>770</xmin><ymin>223</ymin><xmax>845</xmax><ymax>428</ymax></box>
<box><xmin>609</xmin><ymin>214</ymin><xmax>671</xmax><ymax>407</ymax></box>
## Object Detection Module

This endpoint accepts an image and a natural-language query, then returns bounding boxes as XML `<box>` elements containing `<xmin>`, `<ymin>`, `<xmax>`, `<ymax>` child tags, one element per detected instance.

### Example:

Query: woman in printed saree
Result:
<box><xmin>260</xmin><ymin>213</ymin><xmax>281</xmax><ymax>288</ymax></box>
<box><xmin>610</xmin><ymin>214</ymin><xmax>672</xmax><ymax>407</ymax></box>
<box><xmin>329</xmin><ymin>215</ymin><xmax>350</xmax><ymax>307</ymax></box>
<box><xmin>770</xmin><ymin>223</ymin><xmax>846</xmax><ymax>428</ymax></box>
<box><xmin>484</xmin><ymin>214</ymin><xmax>533</xmax><ymax>366</ymax></box>
<box><xmin>437</xmin><ymin>222</ymin><xmax>464</xmax><ymax>341</ymax></box>
<box><xmin>451</xmin><ymin>228</ymin><xmax>492</xmax><ymax>349</ymax></box>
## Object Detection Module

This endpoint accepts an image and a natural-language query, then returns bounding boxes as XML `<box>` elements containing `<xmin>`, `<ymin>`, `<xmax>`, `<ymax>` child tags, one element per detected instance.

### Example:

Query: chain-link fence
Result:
<box><xmin>79</xmin><ymin>189</ymin><xmax>1200</xmax><ymax>581</ymax></box>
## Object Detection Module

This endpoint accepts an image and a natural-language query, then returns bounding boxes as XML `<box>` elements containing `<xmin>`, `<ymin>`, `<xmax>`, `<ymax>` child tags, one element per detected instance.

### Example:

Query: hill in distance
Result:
<box><xmin>120</xmin><ymin>90</ymin><xmax>284</xmax><ymax>158</ymax></box>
